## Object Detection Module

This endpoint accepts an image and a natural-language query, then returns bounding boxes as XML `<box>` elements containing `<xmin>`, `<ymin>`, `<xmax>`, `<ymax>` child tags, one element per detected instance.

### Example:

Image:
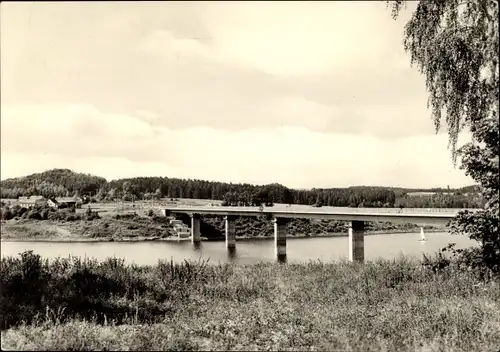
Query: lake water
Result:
<box><xmin>1</xmin><ymin>232</ymin><xmax>478</xmax><ymax>265</ymax></box>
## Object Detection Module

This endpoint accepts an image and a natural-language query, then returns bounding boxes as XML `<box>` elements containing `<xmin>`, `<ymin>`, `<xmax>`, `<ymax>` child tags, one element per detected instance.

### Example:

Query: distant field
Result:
<box><xmin>76</xmin><ymin>198</ymin><xmax>223</xmax><ymax>218</ymax></box>
<box><xmin>85</xmin><ymin>198</ymin><xmax>222</xmax><ymax>209</ymax></box>
<box><xmin>171</xmin><ymin>198</ymin><xmax>223</xmax><ymax>206</ymax></box>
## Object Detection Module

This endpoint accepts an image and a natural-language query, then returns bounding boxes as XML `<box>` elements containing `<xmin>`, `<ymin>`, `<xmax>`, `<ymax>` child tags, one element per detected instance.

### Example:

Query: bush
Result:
<box><xmin>85</xmin><ymin>211</ymin><xmax>101</xmax><ymax>221</ymax></box>
<box><xmin>85</xmin><ymin>206</ymin><xmax>100</xmax><ymax>221</ymax></box>
<box><xmin>0</xmin><ymin>252</ymin><xmax>211</xmax><ymax>329</ymax></box>
<box><xmin>423</xmin><ymin>243</ymin><xmax>497</xmax><ymax>281</ymax></box>
<box><xmin>114</xmin><ymin>214</ymin><xmax>138</xmax><ymax>220</ymax></box>
<box><xmin>26</xmin><ymin>210</ymin><xmax>43</xmax><ymax>220</ymax></box>
<box><xmin>0</xmin><ymin>204</ymin><xmax>102</xmax><ymax>223</ymax></box>
<box><xmin>1</xmin><ymin>207</ymin><xmax>12</xmax><ymax>220</ymax></box>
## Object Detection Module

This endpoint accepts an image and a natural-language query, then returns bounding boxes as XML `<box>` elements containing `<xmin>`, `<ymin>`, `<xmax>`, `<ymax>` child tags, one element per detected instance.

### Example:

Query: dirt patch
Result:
<box><xmin>1</xmin><ymin>216</ymin><xmax>176</xmax><ymax>242</ymax></box>
<box><xmin>45</xmin><ymin>224</ymin><xmax>77</xmax><ymax>238</ymax></box>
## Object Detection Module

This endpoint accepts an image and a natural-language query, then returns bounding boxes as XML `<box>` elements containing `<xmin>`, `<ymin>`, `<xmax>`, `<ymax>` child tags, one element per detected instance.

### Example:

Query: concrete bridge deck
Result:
<box><xmin>160</xmin><ymin>205</ymin><xmax>477</xmax><ymax>263</ymax></box>
<box><xmin>161</xmin><ymin>205</ymin><xmax>475</xmax><ymax>225</ymax></box>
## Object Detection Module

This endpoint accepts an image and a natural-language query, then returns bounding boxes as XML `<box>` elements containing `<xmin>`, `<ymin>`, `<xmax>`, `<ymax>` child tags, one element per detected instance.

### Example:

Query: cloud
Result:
<box><xmin>137</xmin><ymin>29</ymin><xmax>212</xmax><ymax>62</ymax></box>
<box><xmin>135</xmin><ymin>109</ymin><xmax>160</xmax><ymax>123</ymax></box>
<box><xmin>190</xmin><ymin>1</ymin><xmax>412</xmax><ymax>76</ymax></box>
<box><xmin>0</xmin><ymin>153</ymin><xmax>181</xmax><ymax>183</ymax></box>
<box><xmin>2</xmin><ymin>1</ymin><xmax>438</xmax><ymax>139</ymax></box>
<box><xmin>0</xmin><ymin>2</ymin><xmax>474</xmax><ymax>188</ymax></box>
<box><xmin>1</xmin><ymin>104</ymin><xmax>473</xmax><ymax>188</ymax></box>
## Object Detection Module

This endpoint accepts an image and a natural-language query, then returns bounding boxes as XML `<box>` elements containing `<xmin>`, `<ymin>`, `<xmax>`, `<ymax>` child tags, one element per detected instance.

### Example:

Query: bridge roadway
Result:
<box><xmin>160</xmin><ymin>205</ymin><xmax>477</xmax><ymax>263</ymax></box>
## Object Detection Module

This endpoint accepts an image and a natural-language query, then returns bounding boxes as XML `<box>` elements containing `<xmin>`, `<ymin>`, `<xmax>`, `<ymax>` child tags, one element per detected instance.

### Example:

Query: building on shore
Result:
<box><xmin>47</xmin><ymin>197</ymin><xmax>83</xmax><ymax>209</ymax></box>
<box><xmin>17</xmin><ymin>196</ymin><xmax>47</xmax><ymax>208</ymax></box>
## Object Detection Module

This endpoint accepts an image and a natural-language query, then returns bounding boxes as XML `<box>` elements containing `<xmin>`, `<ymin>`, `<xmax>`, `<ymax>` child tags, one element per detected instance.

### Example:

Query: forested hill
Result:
<box><xmin>0</xmin><ymin>169</ymin><xmax>107</xmax><ymax>198</ymax></box>
<box><xmin>0</xmin><ymin>169</ymin><xmax>482</xmax><ymax>208</ymax></box>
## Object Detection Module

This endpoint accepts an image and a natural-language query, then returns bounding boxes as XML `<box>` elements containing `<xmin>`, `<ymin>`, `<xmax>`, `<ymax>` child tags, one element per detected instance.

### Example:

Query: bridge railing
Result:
<box><xmin>160</xmin><ymin>204</ymin><xmax>478</xmax><ymax>214</ymax></box>
<box><xmin>314</xmin><ymin>207</ymin><xmax>476</xmax><ymax>214</ymax></box>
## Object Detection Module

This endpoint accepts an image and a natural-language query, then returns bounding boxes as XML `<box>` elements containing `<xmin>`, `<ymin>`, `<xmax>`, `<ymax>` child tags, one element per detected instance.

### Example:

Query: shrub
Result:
<box><xmin>1</xmin><ymin>207</ymin><xmax>12</xmax><ymax>220</ymax></box>
<box><xmin>0</xmin><ymin>252</ymin><xmax>212</xmax><ymax>329</ymax></box>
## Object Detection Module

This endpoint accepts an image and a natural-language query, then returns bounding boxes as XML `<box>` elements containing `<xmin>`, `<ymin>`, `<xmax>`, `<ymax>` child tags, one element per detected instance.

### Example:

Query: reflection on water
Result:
<box><xmin>192</xmin><ymin>241</ymin><xmax>202</xmax><ymax>252</ymax></box>
<box><xmin>227</xmin><ymin>247</ymin><xmax>237</xmax><ymax>261</ymax></box>
<box><xmin>1</xmin><ymin>232</ymin><xmax>478</xmax><ymax>266</ymax></box>
<box><xmin>277</xmin><ymin>254</ymin><xmax>287</xmax><ymax>263</ymax></box>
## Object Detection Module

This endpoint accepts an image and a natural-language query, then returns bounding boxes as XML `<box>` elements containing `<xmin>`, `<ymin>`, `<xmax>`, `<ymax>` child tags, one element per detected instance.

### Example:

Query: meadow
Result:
<box><xmin>1</xmin><ymin>251</ymin><xmax>499</xmax><ymax>351</ymax></box>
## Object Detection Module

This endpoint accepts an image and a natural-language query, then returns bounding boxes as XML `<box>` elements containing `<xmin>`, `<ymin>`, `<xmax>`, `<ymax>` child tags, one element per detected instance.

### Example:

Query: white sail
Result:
<box><xmin>420</xmin><ymin>227</ymin><xmax>427</xmax><ymax>241</ymax></box>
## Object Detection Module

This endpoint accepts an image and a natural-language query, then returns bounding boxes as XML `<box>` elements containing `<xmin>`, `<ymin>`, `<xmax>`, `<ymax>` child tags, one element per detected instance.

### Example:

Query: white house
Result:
<box><xmin>18</xmin><ymin>196</ymin><xmax>46</xmax><ymax>208</ymax></box>
<box><xmin>47</xmin><ymin>199</ymin><xmax>59</xmax><ymax>208</ymax></box>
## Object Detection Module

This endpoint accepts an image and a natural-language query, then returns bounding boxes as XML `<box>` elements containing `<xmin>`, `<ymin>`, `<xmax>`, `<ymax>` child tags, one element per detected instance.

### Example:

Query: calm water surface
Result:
<box><xmin>1</xmin><ymin>232</ymin><xmax>478</xmax><ymax>265</ymax></box>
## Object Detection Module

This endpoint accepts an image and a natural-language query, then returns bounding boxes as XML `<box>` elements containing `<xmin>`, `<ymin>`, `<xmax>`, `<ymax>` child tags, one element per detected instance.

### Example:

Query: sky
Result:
<box><xmin>0</xmin><ymin>1</ymin><xmax>474</xmax><ymax>189</ymax></box>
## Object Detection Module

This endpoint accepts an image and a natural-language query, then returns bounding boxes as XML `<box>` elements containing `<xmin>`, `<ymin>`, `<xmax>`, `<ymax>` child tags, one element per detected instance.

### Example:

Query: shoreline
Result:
<box><xmin>0</xmin><ymin>228</ymin><xmax>446</xmax><ymax>243</ymax></box>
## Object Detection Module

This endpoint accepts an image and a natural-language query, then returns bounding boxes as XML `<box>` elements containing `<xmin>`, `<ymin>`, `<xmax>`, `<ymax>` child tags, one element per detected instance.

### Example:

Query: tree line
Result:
<box><xmin>0</xmin><ymin>169</ymin><xmax>483</xmax><ymax>208</ymax></box>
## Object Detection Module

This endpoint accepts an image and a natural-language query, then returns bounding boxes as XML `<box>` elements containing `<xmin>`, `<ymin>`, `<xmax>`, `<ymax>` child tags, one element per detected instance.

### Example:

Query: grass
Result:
<box><xmin>0</xmin><ymin>222</ymin><xmax>61</xmax><ymax>239</ymax></box>
<box><xmin>1</xmin><ymin>251</ymin><xmax>499</xmax><ymax>351</ymax></box>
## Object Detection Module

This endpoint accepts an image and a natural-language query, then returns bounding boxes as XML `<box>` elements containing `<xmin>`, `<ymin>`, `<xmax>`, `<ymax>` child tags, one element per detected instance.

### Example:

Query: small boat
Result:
<box><xmin>419</xmin><ymin>227</ymin><xmax>427</xmax><ymax>241</ymax></box>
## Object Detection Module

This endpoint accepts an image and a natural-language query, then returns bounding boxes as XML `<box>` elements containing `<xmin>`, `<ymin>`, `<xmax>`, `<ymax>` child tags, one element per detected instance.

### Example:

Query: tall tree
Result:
<box><xmin>389</xmin><ymin>0</ymin><xmax>499</xmax><ymax>273</ymax></box>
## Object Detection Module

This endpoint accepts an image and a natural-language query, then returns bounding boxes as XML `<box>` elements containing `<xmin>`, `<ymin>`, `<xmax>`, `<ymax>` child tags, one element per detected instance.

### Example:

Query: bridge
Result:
<box><xmin>160</xmin><ymin>205</ymin><xmax>476</xmax><ymax>263</ymax></box>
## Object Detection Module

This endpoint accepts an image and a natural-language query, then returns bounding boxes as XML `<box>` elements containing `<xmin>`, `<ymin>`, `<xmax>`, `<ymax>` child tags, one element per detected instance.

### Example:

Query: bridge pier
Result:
<box><xmin>225</xmin><ymin>215</ymin><xmax>237</xmax><ymax>249</ymax></box>
<box><xmin>274</xmin><ymin>218</ymin><xmax>288</xmax><ymax>262</ymax></box>
<box><xmin>349</xmin><ymin>220</ymin><xmax>365</xmax><ymax>263</ymax></box>
<box><xmin>191</xmin><ymin>214</ymin><xmax>201</xmax><ymax>243</ymax></box>
<box><xmin>160</xmin><ymin>206</ymin><xmax>459</xmax><ymax>263</ymax></box>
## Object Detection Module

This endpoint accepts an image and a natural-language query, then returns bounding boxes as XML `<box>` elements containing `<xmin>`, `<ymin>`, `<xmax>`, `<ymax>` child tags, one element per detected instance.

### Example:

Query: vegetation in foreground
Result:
<box><xmin>1</xmin><ymin>251</ymin><xmax>499</xmax><ymax>351</ymax></box>
<box><xmin>389</xmin><ymin>0</ymin><xmax>499</xmax><ymax>275</ymax></box>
